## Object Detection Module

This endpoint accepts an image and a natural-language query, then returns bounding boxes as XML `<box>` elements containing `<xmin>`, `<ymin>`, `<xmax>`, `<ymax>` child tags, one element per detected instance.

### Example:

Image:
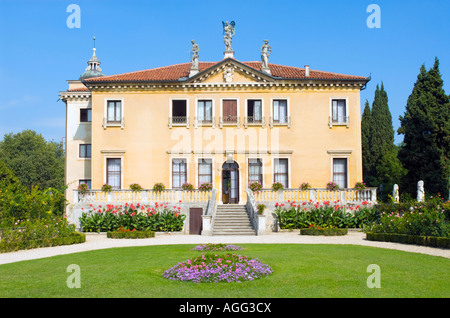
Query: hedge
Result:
<box><xmin>300</xmin><ymin>228</ymin><xmax>348</xmax><ymax>236</ymax></box>
<box><xmin>366</xmin><ymin>232</ymin><xmax>450</xmax><ymax>249</ymax></box>
<box><xmin>107</xmin><ymin>230</ymin><xmax>155</xmax><ymax>239</ymax></box>
<box><xmin>0</xmin><ymin>232</ymin><xmax>86</xmax><ymax>253</ymax></box>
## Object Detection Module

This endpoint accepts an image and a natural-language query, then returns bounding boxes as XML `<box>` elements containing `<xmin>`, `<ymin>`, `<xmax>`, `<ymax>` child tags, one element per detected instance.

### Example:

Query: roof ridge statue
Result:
<box><xmin>222</xmin><ymin>21</ymin><xmax>235</xmax><ymax>57</ymax></box>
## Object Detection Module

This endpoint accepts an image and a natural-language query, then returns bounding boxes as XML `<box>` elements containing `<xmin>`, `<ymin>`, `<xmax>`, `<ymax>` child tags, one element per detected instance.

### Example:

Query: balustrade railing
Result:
<box><xmin>253</xmin><ymin>187</ymin><xmax>377</xmax><ymax>205</ymax></box>
<box><xmin>74</xmin><ymin>189</ymin><xmax>212</xmax><ymax>204</ymax></box>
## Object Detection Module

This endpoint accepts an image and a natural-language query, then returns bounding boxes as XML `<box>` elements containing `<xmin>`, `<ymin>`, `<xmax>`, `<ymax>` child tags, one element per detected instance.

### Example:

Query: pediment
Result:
<box><xmin>186</xmin><ymin>59</ymin><xmax>274</xmax><ymax>84</ymax></box>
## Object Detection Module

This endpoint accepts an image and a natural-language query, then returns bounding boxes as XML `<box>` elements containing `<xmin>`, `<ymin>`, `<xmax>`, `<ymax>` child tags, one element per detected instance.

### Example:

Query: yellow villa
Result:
<box><xmin>60</xmin><ymin>30</ymin><xmax>376</xmax><ymax>235</ymax></box>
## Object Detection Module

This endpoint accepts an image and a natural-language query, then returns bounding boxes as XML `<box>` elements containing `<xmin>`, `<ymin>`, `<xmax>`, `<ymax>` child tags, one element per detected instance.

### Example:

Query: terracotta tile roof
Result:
<box><xmin>83</xmin><ymin>59</ymin><xmax>368</xmax><ymax>83</ymax></box>
<box><xmin>67</xmin><ymin>87</ymin><xmax>90</xmax><ymax>92</ymax></box>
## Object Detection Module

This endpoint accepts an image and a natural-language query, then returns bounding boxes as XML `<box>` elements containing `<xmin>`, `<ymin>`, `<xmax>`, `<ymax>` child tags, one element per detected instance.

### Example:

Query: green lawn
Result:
<box><xmin>0</xmin><ymin>244</ymin><xmax>448</xmax><ymax>298</ymax></box>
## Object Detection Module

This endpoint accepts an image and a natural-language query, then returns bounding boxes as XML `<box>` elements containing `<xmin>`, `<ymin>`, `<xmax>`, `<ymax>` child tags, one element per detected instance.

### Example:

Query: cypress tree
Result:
<box><xmin>361</xmin><ymin>99</ymin><xmax>372</xmax><ymax>182</ymax></box>
<box><xmin>398</xmin><ymin>58</ymin><xmax>450</xmax><ymax>196</ymax></box>
<box><xmin>363</xmin><ymin>83</ymin><xmax>404</xmax><ymax>198</ymax></box>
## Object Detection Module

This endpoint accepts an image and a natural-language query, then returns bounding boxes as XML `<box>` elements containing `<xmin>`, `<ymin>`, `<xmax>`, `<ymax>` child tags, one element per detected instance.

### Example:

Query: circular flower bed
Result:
<box><xmin>163</xmin><ymin>253</ymin><xmax>273</xmax><ymax>283</ymax></box>
<box><xmin>192</xmin><ymin>243</ymin><xmax>242</xmax><ymax>251</ymax></box>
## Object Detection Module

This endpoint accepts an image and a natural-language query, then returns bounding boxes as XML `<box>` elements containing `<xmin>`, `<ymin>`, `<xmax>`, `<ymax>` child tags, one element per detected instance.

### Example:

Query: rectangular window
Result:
<box><xmin>172</xmin><ymin>100</ymin><xmax>187</xmax><ymax>124</ymax></box>
<box><xmin>333</xmin><ymin>158</ymin><xmax>348</xmax><ymax>188</ymax></box>
<box><xmin>107</xmin><ymin>101</ymin><xmax>122</xmax><ymax>123</ymax></box>
<box><xmin>273</xmin><ymin>100</ymin><xmax>288</xmax><ymax>123</ymax></box>
<box><xmin>248</xmin><ymin>159</ymin><xmax>263</xmax><ymax>185</ymax></box>
<box><xmin>198</xmin><ymin>159</ymin><xmax>212</xmax><ymax>185</ymax></box>
<box><xmin>80</xmin><ymin>108</ymin><xmax>92</xmax><ymax>122</ymax></box>
<box><xmin>332</xmin><ymin>99</ymin><xmax>346</xmax><ymax>123</ymax></box>
<box><xmin>107</xmin><ymin>158</ymin><xmax>121</xmax><ymax>189</ymax></box>
<box><xmin>247</xmin><ymin>100</ymin><xmax>262</xmax><ymax>123</ymax></box>
<box><xmin>274</xmin><ymin>158</ymin><xmax>288</xmax><ymax>188</ymax></box>
<box><xmin>79</xmin><ymin>179</ymin><xmax>91</xmax><ymax>189</ymax></box>
<box><xmin>198</xmin><ymin>100</ymin><xmax>212</xmax><ymax>123</ymax></box>
<box><xmin>172</xmin><ymin>159</ymin><xmax>187</xmax><ymax>189</ymax></box>
<box><xmin>79</xmin><ymin>144</ymin><xmax>91</xmax><ymax>158</ymax></box>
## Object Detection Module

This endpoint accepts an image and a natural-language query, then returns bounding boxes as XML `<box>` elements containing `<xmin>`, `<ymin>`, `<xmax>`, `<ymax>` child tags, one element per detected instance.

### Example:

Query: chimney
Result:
<box><xmin>305</xmin><ymin>65</ymin><xmax>310</xmax><ymax>77</ymax></box>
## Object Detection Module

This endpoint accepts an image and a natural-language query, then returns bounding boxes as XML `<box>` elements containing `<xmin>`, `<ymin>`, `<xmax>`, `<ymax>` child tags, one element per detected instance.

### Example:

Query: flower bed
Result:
<box><xmin>163</xmin><ymin>253</ymin><xmax>273</xmax><ymax>283</ymax></box>
<box><xmin>192</xmin><ymin>243</ymin><xmax>242</xmax><ymax>251</ymax></box>
<box><xmin>80</xmin><ymin>202</ymin><xmax>185</xmax><ymax>232</ymax></box>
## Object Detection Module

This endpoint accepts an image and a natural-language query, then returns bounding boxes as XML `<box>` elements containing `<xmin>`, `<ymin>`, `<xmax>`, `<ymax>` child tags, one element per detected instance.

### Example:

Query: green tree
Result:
<box><xmin>0</xmin><ymin>130</ymin><xmax>65</xmax><ymax>190</ymax></box>
<box><xmin>361</xmin><ymin>99</ymin><xmax>372</xmax><ymax>182</ymax></box>
<box><xmin>363</xmin><ymin>83</ymin><xmax>405</xmax><ymax>198</ymax></box>
<box><xmin>398</xmin><ymin>58</ymin><xmax>450</xmax><ymax>195</ymax></box>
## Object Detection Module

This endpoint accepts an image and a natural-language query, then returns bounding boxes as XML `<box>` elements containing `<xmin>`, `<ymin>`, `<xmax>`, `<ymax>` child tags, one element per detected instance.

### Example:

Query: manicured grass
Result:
<box><xmin>0</xmin><ymin>244</ymin><xmax>448</xmax><ymax>298</ymax></box>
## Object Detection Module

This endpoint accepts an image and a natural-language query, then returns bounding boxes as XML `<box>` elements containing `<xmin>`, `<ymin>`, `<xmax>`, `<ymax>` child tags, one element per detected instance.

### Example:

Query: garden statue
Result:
<box><xmin>417</xmin><ymin>180</ymin><xmax>425</xmax><ymax>202</ymax></box>
<box><xmin>393</xmin><ymin>184</ymin><xmax>399</xmax><ymax>203</ymax></box>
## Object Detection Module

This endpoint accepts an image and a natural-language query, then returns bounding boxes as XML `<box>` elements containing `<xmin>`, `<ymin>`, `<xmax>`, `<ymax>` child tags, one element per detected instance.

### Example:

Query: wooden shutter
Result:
<box><xmin>222</xmin><ymin>99</ymin><xmax>237</xmax><ymax>122</ymax></box>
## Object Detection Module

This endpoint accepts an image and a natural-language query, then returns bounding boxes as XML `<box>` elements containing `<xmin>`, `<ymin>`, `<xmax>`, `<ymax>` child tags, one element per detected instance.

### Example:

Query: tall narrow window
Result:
<box><xmin>172</xmin><ymin>100</ymin><xmax>187</xmax><ymax>124</ymax></box>
<box><xmin>333</xmin><ymin>158</ymin><xmax>348</xmax><ymax>188</ymax></box>
<box><xmin>273</xmin><ymin>100</ymin><xmax>287</xmax><ymax>123</ymax></box>
<box><xmin>332</xmin><ymin>99</ymin><xmax>346</xmax><ymax>123</ymax></box>
<box><xmin>107</xmin><ymin>101</ymin><xmax>121</xmax><ymax>123</ymax></box>
<box><xmin>274</xmin><ymin>158</ymin><xmax>288</xmax><ymax>188</ymax></box>
<box><xmin>172</xmin><ymin>159</ymin><xmax>187</xmax><ymax>189</ymax></box>
<box><xmin>107</xmin><ymin>158</ymin><xmax>121</xmax><ymax>189</ymax></box>
<box><xmin>79</xmin><ymin>144</ymin><xmax>91</xmax><ymax>158</ymax></box>
<box><xmin>198</xmin><ymin>159</ymin><xmax>212</xmax><ymax>185</ymax></box>
<box><xmin>248</xmin><ymin>159</ymin><xmax>263</xmax><ymax>185</ymax></box>
<box><xmin>198</xmin><ymin>100</ymin><xmax>212</xmax><ymax>123</ymax></box>
<box><xmin>80</xmin><ymin>108</ymin><xmax>92</xmax><ymax>122</ymax></box>
<box><xmin>247</xmin><ymin>100</ymin><xmax>262</xmax><ymax>123</ymax></box>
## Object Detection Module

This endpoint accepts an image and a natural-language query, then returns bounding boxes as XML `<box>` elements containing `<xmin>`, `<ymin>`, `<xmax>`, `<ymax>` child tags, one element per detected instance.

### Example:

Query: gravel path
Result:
<box><xmin>1</xmin><ymin>231</ymin><xmax>449</xmax><ymax>265</ymax></box>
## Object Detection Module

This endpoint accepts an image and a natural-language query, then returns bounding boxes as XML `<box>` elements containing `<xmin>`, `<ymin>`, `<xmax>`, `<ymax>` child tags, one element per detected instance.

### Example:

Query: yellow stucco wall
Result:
<box><xmin>88</xmin><ymin>75</ymin><xmax>362</xmax><ymax>203</ymax></box>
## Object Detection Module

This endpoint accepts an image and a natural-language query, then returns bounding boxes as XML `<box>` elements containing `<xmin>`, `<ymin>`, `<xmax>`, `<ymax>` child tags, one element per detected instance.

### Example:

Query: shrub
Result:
<box><xmin>107</xmin><ymin>228</ymin><xmax>155</xmax><ymax>239</ymax></box>
<box><xmin>0</xmin><ymin>217</ymin><xmax>84</xmax><ymax>253</ymax></box>
<box><xmin>300</xmin><ymin>226</ymin><xmax>348</xmax><ymax>236</ymax></box>
<box><xmin>198</xmin><ymin>182</ymin><xmax>212</xmax><ymax>191</ymax></box>
<box><xmin>153</xmin><ymin>183</ymin><xmax>165</xmax><ymax>192</ymax></box>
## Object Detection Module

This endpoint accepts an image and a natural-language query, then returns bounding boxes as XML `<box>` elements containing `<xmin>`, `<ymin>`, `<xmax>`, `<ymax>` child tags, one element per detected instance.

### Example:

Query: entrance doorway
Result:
<box><xmin>222</xmin><ymin>161</ymin><xmax>239</xmax><ymax>204</ymax></box>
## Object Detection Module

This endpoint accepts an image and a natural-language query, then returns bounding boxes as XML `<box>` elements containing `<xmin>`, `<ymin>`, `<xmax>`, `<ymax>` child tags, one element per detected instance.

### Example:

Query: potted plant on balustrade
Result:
<box><xmin>181</xmin><ymin>182</ymin><xmax>194</xmax><ymax>191</ymax></box>
<box><xmin>249</xmin><ymin>181</ymin><xmax>262</xmax><ymax>193</ymax></box>
<box><xmin>326</xmin><ymin>181</ymin><xmax>339</xmax><ymax>191</ymax></box>
<box><xmin>129</xmin><ymin>183</ymin><xmax>143</xmax><ymax>192</ymax></box>
<box><xmin>354</xmin><ymin>181</ymin><xmax>367</xmax><ymax>201</ymax></box>
<box><xmin>101</xmin><ymin>183</ymin><xmax>113</xmax><ymax>192</ymax></box>
<box><xmin>77</xmin><ymin>183</ymin><xmax>89</xmax><ymax>198</ymax></box>
<box><xmin>198</xmin><ymin>182</ymin><xmax>213</xmax><ymax>192</ymax></box>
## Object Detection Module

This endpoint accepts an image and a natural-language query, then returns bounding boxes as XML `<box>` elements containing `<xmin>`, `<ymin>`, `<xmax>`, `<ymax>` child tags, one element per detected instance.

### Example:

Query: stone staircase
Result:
<box><xmin>212</xmin><ymin>204</ymin><xmax>256</xmax><ymax>235</ymax></box>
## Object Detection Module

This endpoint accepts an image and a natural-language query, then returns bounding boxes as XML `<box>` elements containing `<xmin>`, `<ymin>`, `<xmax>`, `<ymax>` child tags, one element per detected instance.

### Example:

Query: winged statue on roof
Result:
<box><xmin>222</xmin><ymin>21</ymin><xmax>235</xmax><ymax>52</ymax></box>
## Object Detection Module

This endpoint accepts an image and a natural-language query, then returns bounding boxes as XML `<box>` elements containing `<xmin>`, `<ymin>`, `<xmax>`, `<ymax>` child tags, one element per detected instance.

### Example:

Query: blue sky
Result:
<box><xmin>0</xmin><ymin>0</ymin><xmax>449</xmax><ymax>144</ymax></box>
